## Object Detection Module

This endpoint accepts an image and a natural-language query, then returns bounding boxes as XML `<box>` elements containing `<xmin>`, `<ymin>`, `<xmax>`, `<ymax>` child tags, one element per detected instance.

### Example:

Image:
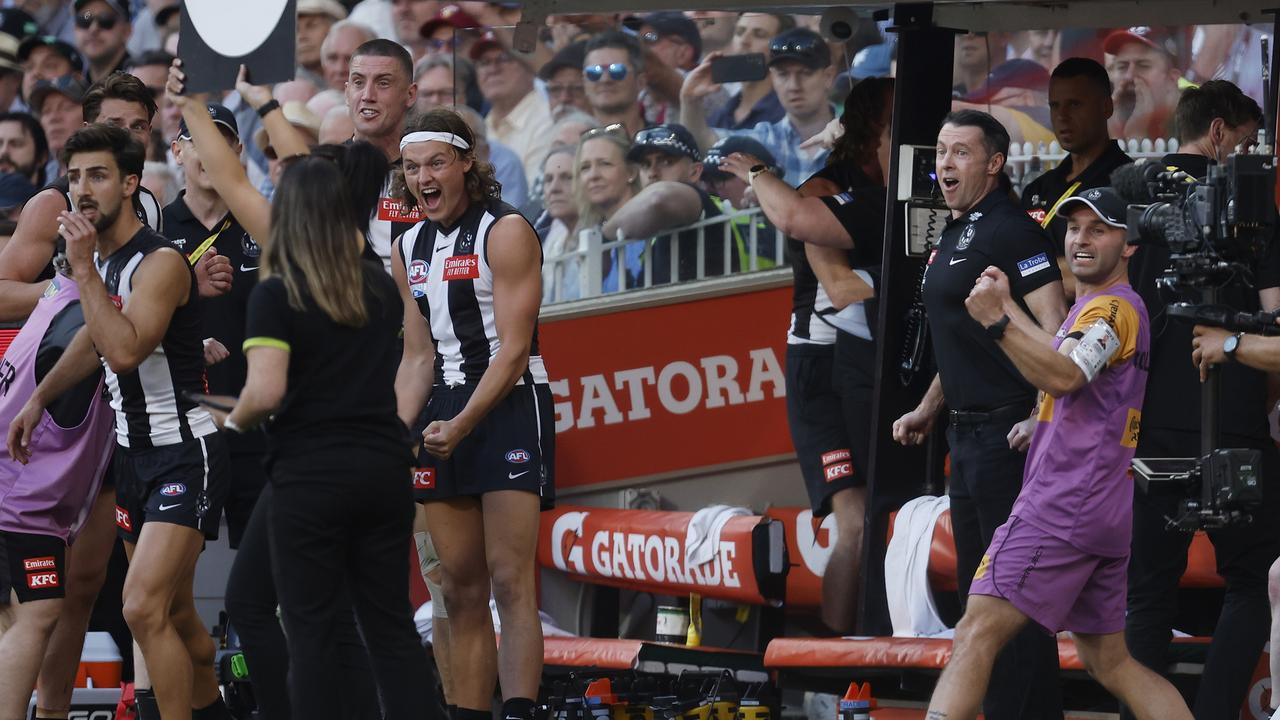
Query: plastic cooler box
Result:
<box><xmin>74</xmin><ymin>632</ymin><xmax>123</xmax><ymax>688</ymax></box>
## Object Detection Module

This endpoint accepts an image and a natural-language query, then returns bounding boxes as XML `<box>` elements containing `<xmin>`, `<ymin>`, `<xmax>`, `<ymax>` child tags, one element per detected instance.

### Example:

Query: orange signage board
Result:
<box><xmin>540</xmin><ymin>286</ymin><xmax>795</xmax><ymax>488</ymax></box>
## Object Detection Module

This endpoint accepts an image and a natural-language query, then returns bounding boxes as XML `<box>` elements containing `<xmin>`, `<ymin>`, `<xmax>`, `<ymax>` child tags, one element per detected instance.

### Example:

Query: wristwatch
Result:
<box><xmin>985</xmin><ymin>314</ymin><xmax>1011</xmax><ymax>340</ymax></box>
<box><xmin>748</xmin><ymin>164</ymin><xmax>768</xmax><ymax>183</ymax></box>
<box><xmin>1223</xmin><ymin>332</ymin><xmax>1244</xmax><ymax>362</ymax></box>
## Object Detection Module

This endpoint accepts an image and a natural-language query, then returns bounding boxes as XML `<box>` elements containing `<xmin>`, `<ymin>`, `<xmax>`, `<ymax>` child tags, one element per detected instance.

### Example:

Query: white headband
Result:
<box><xmin>400</xmin><ymin>131</ymin><xmax>471</xmax><ymax>152</ymax></box>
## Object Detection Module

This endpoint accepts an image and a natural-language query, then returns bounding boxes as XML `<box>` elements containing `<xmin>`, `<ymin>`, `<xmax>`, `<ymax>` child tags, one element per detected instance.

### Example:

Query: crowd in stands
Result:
<box><xmin>0</xmin><ymin>2</ymin><xmax>1263</xmax><ymax>305</ymax></box>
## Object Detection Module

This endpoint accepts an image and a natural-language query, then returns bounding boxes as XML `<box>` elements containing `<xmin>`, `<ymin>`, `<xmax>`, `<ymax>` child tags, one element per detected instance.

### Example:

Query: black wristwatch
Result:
<box><xmin>1223</xmin><ymin>332</ymin><xmax>1244</xmax><ymax>362</ymax></box>
<box><xmin>256</xmin><ymin>99</ymin><xmax>280</xmax><ymax>118</ymax></box>
<box><xmin>748</xmin><ymin>164</ymin><xmax>768</xmax><ymax>183</ymax></box>
<box><xmin>985</xmin><ymin>314</ymin><xmax>1011</xmax><ymax>340</ymax></box>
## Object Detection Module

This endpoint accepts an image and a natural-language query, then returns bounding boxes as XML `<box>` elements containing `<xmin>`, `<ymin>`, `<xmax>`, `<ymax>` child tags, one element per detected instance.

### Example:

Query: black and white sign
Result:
<box><xmin>179</xmin><ymin>0</ymin><xmax>296</xmax><ymax>94</ymax></box>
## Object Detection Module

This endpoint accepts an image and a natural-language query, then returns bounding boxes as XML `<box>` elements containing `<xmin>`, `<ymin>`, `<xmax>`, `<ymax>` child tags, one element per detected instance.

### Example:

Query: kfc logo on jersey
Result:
<box><xmin>160</xmin><ymin>483</ymin><xmax>186</xmax><ymax>497</ymax></box>
<box><xmin>115</xmin><ymin>506</ymin><xmax>133</xmax><ymax>532</ymax></box>
<box><xmin>1028</xmin><ymin>208</ymin><xmax>1047</xmax><ymax>223</ymax></box>
<box><xmin>443</xmin><ymin>255</ymin><xmax>480</xmax><ymax>281</ymax></box>
<box><xmin>506</xmin><ymin>449</ymin><xmax>531</xmax><ymax>464</ymax></box>
<box><xmin>413</xmin><ymin>468</ymin><xmax>435</xmax><ymax>490</ymax></box>
<box><xmin>27</xmin><ymin>571</ymin><xmax>60</xmax><ymax>589</ymax></box>
<box><xmin>23</xmin><ymin>556</ymin><xmax>56</xmax><ymax>571</ymax></box>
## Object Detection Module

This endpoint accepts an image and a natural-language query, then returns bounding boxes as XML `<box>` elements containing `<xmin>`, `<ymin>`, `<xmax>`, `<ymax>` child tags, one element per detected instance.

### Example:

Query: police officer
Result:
<box><xmin>893</xmin><ymin>109</ymin><xmax>1067</xmax><ymax>720</ymax></box>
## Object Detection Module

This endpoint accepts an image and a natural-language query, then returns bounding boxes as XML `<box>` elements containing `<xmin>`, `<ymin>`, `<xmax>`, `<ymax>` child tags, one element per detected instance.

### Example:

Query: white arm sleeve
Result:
<box><xmin>1067</xmin><ymin>318</ymin><xmax>1121</xmax><ymax>382</ymax></box>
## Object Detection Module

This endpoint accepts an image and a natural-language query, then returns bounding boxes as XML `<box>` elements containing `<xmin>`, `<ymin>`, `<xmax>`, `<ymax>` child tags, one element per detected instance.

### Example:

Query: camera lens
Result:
<box><xmin>830</xmin><ymin>20</ymin><xmax>852</xmax><ymax>40</ymax></box>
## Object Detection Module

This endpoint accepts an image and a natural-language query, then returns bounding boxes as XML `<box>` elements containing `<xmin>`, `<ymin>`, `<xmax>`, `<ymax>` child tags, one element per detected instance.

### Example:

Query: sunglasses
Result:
<box><xmin>584</xmin><ymin>63</ymin><xmax>628</xmax><ymax>82</ymax></box>
<box><xmin>425</xmin><ymin>38</ymin><xmax>455</xmax><ymax>52</ymax></box>
<box><xmin>75</xmin><ymin>12</ymin><xmax>119</xmax><ymax>31</ymax></box>
<box><xmin>580</xmin><ymin>122</ymin><xmax>628</xmax><ymax>140</ymax></box>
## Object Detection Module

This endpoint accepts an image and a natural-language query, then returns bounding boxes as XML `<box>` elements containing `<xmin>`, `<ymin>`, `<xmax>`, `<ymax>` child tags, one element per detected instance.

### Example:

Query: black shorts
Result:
<box><xmin>0</xmin><ymin>531</ymin><xmax>67</xmax><ymax>602</ymax></box>
<box><xmin>785</xmin><ymin>343</ymin><xmax>863</xmax><ymax>517</ymax></box>
<box><xmin>113</xmin><ymin>433</ymin><xmax>231</xmax><ymax>543</ymax></box>
<box><xmin>414</xmin><ymin>383</ymin><xmax>555</xmax><ymax>509</ymax></box>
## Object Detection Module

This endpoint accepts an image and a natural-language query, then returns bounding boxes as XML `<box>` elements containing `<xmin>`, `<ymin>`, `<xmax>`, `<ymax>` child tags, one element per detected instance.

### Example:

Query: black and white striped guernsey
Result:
<box><xmin>399</xmin><ymin>197</ymin><xmax>549</xmax><ymax>387</ymax></box>
<box><xmin>95</xmin><ymin>227</ymin><xmax>216</xmax><ymax>448</ymax></box>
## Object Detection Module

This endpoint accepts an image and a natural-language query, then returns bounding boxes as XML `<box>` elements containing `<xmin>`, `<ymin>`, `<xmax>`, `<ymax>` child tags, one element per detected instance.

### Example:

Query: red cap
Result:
<box><xmin>469</xmin><ymin>30</ymin><xmax>505</xmax><ymax>61</ymax></box>
<box><xmin>1102</xmin><ymin>26</ymin><xmax>1184</xmax><ymax>61</ymax></box>
<box><xmin>420</xmin><ymin>4</ymin><xmax>481</xmax><ymax>38</ymax></box>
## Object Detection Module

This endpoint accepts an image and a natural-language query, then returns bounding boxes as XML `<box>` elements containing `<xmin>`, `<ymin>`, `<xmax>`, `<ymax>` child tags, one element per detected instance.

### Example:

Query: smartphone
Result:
<box><xmin>181</xmin><ymin>390</ymin><xmax>237</xmax><ymax>413</ymax></box>
<box><xmin>711</xmin><ymin>53</ymin><xmax>767</xmax><ymax>84</ymax></box>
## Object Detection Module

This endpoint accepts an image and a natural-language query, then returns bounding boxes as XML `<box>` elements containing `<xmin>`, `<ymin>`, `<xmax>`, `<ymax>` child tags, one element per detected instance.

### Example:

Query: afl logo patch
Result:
<box><xmin>409</xmin><ymin>259</ymin><xmax>429</xmax><ymax>284</ymax></box>
<box><xmin>160</xmin><ymin>483</ymin><xmax>187</xmax><ymax>497</ymax></box>
<box><xmin>957</xmin><ymin>224</ymin><xmax>976</xmax><ymax>250</ymax></box>
<box><xmin>506</xmin><ymin>449</ymin><xmax>531</xmax><ymax>464</ymax></box>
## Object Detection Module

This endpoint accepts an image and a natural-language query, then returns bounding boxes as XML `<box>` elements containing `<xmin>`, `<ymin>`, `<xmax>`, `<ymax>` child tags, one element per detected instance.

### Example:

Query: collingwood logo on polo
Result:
<box><xmin>957</xmin><ymin>224</ymin><xmax>976</xmax><ymax>250</ymax></box>
<box><xmin>241</xmin><ymin>233</ymin><xmax>260</xmax><ymax>258</ymax></box>
<box><xmin>1018</xmin><ymin>252</ymin><xmax>1051</xmax><ymax>277</ymax></box>
<box><xmin>967</xmin><ymin>211</ymin><xmax>983</xmax><ymax>221</ymax></box>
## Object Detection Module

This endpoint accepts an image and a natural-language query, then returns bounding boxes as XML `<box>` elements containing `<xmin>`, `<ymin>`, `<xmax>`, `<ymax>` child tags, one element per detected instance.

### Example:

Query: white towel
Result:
<box><xmin>685</xmin><ymin>504</ymin><xmax>751</xmax><ymax>568</ymax></box>
<box><xmin>885</xmin><ymin>494</ymin><xmax>953</xmax><ymax>638</ymax></box>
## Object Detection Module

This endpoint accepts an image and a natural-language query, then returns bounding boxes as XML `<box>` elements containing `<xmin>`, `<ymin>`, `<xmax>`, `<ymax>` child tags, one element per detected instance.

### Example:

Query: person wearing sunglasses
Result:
<box><xmin>581</xmin><ymin>31</ymin><xmax>649</xmax><ymax>140</ymax></box>
<box><xmin>71</xmin><ymin>0</ymin><xmax>132</xmax><ymax>85</ymax></box>
<box><xmin>682</xmin><ymin>27</ymin><xmax>837</xmax><ymax>187</ymax></box>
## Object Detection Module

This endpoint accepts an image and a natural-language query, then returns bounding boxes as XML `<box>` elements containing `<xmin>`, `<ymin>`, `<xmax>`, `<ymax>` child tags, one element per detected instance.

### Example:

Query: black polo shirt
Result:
<box><xmin>1127</xmin><ymin>152</ymin><xmax>1280</xmax><ymax>442</ymax></box>
<box><xmin>922</xmin><ymin>189</ymin><xmax>1061</xmax><ymax>412</ymax></box>
<box><xmin>162</xmin><ymin>193</ymin><xmax>263</xmax><ymax>451</ymax></box>
<box><xmin>1021</xmin><ymin>140</ymin><xmax>1133</xmax><ymax>255</ymax></box>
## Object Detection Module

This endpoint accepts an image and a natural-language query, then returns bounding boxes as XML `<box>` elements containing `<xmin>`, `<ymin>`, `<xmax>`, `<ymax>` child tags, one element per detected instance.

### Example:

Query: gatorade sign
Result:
<box><xmin>539</xmin><ymin>286</ymin><xmax>793</xmax><ymax>488</ymax></box>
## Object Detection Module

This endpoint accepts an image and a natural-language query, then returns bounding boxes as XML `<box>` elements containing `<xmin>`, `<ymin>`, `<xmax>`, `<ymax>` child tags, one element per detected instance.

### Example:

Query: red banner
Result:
<box><xmin>540</xmin><ymin>286</ymin><xmax>794</xmax><ymax>488</ymax></box>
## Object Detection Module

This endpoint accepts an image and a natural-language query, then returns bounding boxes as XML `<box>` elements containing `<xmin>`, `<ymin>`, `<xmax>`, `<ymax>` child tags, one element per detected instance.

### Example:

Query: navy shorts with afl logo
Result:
<box><xmin>113</xmin><ymin>433</ymin><xmax>231</xmax><ymax>543</ymax></box>
<box><xmin>0</xmin><ymin>531</ymin><xmax>66</xmax><ymax>602</ymax></box>
<box><xmin>414</xmin><ymin>383</ymin><xmax>555</xmax><ymax>510</ymax></box>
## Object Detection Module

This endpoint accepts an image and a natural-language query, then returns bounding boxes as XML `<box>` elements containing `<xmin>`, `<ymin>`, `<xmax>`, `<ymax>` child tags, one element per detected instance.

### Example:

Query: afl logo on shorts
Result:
<box><xmin>506</xmin><ymin>449</ymin><xmax>531</xmax><ymax>464</ymax></box>
<box><xmin>160</xmin><ymin>483</ymin><xmax>187</xmax><ymax>497</ymax></box>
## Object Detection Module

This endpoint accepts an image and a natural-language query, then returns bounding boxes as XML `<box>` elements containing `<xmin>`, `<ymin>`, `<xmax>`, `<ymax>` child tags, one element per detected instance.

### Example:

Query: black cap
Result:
<box><xmin>538</xmin><ymin>40</ymin><xmax>586</xmax><ymax>81</ymax></box>
<box><xmin>178</xmin><ymin>103</ymin><xmax>240</xmax><ymax>141</ymax></box>
<box><xmin>640</xmin><ymin>12</ymin><xmax>702</xmax><ymax>63</ymax></box>
<box><xmin>0</xmin><ymin>172</ymin><xmax>36</xmax><ymax>210</ymax></box>
<box><xmin>18</xmin><ymin>36</ymin><xmax>85</xmax><ymax>75</ymax></box>
<box><xmin>627</xmin><ymin>123</ymin><xmax>701</xmax><ymax>163</ymax></box>
<box><xmin>1058</xmin><ymin>187</ymin><xmax>1128</xmax><ymax>228</ymax></box>
<box><xmin>768</xmin><ymin>28</ymin><xmax>830</xmax><ymax>70</ymax></box>
<box><xmin>703</xmin><ymin>135</ymin><xmax>779</xmax><ymax>179</ymax></box>
<box><xmin>29</xmin><ymin>74</ymin><xmax>88</xmax><ymax>112</ymax></box>
<box><xmin>73</xmin><ymin>0</ymin><xmax>132</xmax><ymax>21</ymax></box>
<box><xmin>0</xmin><ymin>8</ymin><xmax>41</xmax><ymax>42</ymax></box>
<box><xmin>154</xmin><ymin>2</ymin><xmax>180</xmax><ymax>27</ymax></box>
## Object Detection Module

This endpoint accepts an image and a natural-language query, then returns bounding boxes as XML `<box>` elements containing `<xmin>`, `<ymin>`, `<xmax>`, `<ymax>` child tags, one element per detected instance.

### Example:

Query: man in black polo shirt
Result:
<box><xmin>893</xmin><ymin>109</ymin><xmax>1066</xmax><ymax>719</ymax></box>
<box><xmin>1121</xmin><ymin>79</ymin><xmax>1280</xmax><ymax>720</ymax></box>
<box><xmin>163</xmin><ymin>103</ymin><xmax>264</xmax><ymax>550</ymax></box>
<box><xmin>1022</xmin><ymin>58</ymin><xmax>1132</xmax><ymax>300</ymax></box>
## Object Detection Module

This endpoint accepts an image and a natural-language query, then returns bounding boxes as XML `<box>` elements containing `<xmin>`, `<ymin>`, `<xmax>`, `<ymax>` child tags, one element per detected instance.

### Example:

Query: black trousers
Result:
<box><xmin>268</xmin><ymin>451</ymin><xmax>439</xmax><ymax>720</ymax></box>
<box><xmin>224</xmin><ymin>483</ymin><xmax>380</xmax><ymax>720</ymax></box>
<box><xmin>1123</xmin><ymin>429</ymin><xmax>1280</xmax><ymax>720</ymax></box>
<box><xmin>947</xmin><ymin>412</ymin><xmax>1064</xmax><ymax>720</ymax></box>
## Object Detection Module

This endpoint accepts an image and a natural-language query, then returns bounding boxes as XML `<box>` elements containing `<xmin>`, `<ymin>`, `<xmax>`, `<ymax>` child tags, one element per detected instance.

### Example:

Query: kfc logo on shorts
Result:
<box><xmin>413</xmin><ymin>468</ymin><xmax>435</xmax><ymax>490</ymax></box>
<box><xmin>409</xmin><ymin>259</ymin><xmax>430</xmax><ymax>284</ymax></box>
<box><xmin>160</xmin><ymin>483</ymin><xmax>187</xmax><ymax>497</ymax></box>
<box><xmin>1027</xmin><ymin>208</ymin><xmax>1047</xmax><ymax>223</ymax></box>
<box><xmin>115</xmin><ymin>506</ymin><xmax>133</xmax><ymax>532</ymax></box>
<box><xmin>505</xmin><ymin>449</ymin><xmax>531</xmax><ymax>464</ymax></box>
<box><xmin>23</xmin><ymin>556</ymin><xmax>56</xmax><ymax>572</ymax></box>
<box><xmin>27</xmin><ymin>571</ymin><xmax>59</xmax><ymax>589</ymax></box>
<box><xmin>443</xmin><ymin>255</ymin><xmax>480</xmax><ymax>281</ymax></box>
<box><xmin>821</xmin><ymin>448</ymin><xmax>853</xmax><ymax>483</ymax></box>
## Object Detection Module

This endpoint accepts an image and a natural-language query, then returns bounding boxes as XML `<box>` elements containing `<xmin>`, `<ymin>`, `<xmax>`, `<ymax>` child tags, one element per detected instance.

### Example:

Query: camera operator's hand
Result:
<box><xmin>1191</xmin><ymin>325</ymin><xmax>1231</xmax><ymax>381</ymax></box>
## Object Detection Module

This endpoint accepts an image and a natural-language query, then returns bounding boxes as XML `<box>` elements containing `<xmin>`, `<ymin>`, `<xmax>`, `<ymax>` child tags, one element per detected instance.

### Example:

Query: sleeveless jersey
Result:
<box><xmin>0</xmin><ymin>275</ymin><xmax>114</xmax><ymax>541</ymax></box>
<box><xmin>399</xmin><ymin>197</ymin><xmax>548</xmax><ymax>387</ymax></box>
<box><xmin>96</xmin><ymin>228</ymin><xmax>217</xmax><ymax>448</ymax></box>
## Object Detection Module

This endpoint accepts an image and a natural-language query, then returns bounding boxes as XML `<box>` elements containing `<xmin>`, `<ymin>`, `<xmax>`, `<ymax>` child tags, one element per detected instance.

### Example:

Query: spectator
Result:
<box><xmin>686</xmin><ymin>11</ymin><xmax>738</xmax><ymax>55</ymax></box>
<box><xmin>1012</xmin><ymin>28</ymin><xmax>1058</xmax><ymax>71</ymax></box>
<box><xmin>306</xmin><ymin>88</ymin><xmax>345</xmax><ymax>119</ymax></box>
<box><xmin>955</xmin><ymin>59</ymin><xmax>1054</xmax><ymax>147</ymax></box>
<box><xmin>451</xmin><ymin>103</ymin><xmax>529</xmax><ymax>209</ymax></box>
<box><xmin>700</xmin><ymin>135</ymin><xmax>775</xmax><ymax>210</ymax></box>
<box><xmin>18</xmin><ymin>0</ymin><xmax>76</xmax><ymax>46</ymax></box>
<box><xmin>419</xmin><ymin>5</ymin><xmax>483</xmax><ymax>60</ymax></box>
<box><xmin>1104</xmin><ymin>26</ymin><xmax>1186</xmax><ymax>140</ymax></box>
<box><xmin>321</xmin><ymin>19</ymin><xmax>376</xmax><ymax>93</ymax></box>
<box><xmin>72</xmin><ymin>0</ymin><xmax>132</xmax><ymax>84</ymax></box>
<box><xmin>0</xmin><ymin>34</ymin><xmax>22</xmax><ymax>113</ymax></box>
<box><xmin>254</xmin><ymin>101</ymin><xmax>323</xmax><ymax>189</ymax></box>
<box><xmin>572</xmin><ymin>126</ymin><xmax>640</xmax><ymax>290</ymax></box>
<box><xmin>391</xmin><ymin>0</ymin><xmax>442</xmax><ymax>62</ymax></box>
<box><xmin>707</xmin><ymin>13</ymin><xmax>792</xmax><ymax>130</ymax></box>
<box><xmin>538</xmin><ymin>41</ymin><xmax>590</xmax><ymax>120</ymax></box>
<box><xmin>18</xmin><ymin>36</ymin><xmax>84</xmax><ymax>110</ymax></box>
<box><xmin>536</xmin><ymin>144</ymin><xmax>580</xmax><ymax>302</ymax></box>
<box><xmin>414</xmin><ymin>53</ymin><xmax>471</xmax><ymax>113</ymax></box>
<box><xmin>125</xmin><ymin>50</ymin><xmax>177</xmax><ymax>138</ymax></box>
<box><xmin>550</xmin><ymin>109</ymin><xmax>597</xmax><ymax>148</ymax></box>
<box><xmin>320</xmin><ymin>104</ymin><xmax>355</xmax><ymax>144</ymax></box>
<box><xmin>638</xmin><ymin>12</ymin><xmax>702</xmax><ymax>73</ymax></box>
<box><xmin>347</xmin><ymin>0</ymin><xmax>399</xmax><ymax>42</ymax></box>
<box><xmin>126</xmin><ymin>0</ymin><xmax>176</xmax><ymax>57</ymax></box>
<box><xmin>682</xmin><ymin>27</ymin><xmax>836</xmax><ymax>186</ymax></box>
<box><xmin>139</xmin><ymin>158</ymin><xmax>173</xmax><ymax>204</ymax></box>
<box><xmin>295</xmin><ymin>0</ymin><xmax>345</xmax><ymax>91</ymax></box>
<box><xmin>953</xmin><ymin>31</ymin><xmax>1010</xmax><ymax>97</ymax></box>
<box><xmin>29</xmin><ymin>75</ymin><xmax>84</xmax><ymax>178</ymax></box>
<box><xmin>471</xmin><ymin>31</ymin><xmax>552</xmax><ymax>186</ymax></box>
<box><xmin>0</xmin><ymin>112</ymin><xmax>49</xmax><ymax>187</ymax></box>
<box><xmin>582</xmin><ymin>31</ymin><xmax>651</xmax><ymax>139</ymax></box>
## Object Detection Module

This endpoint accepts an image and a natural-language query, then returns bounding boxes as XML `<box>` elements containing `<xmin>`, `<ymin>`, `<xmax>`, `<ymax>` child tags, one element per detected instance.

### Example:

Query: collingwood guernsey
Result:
<box><xmin>95</xmin><ymin>228</ymin><xmax>216</xmax><ymax>447</ymax></box>
<box><xmin>399</xmin><ymin>196</ymin><xmax>548</xmax><ymax>387</ymax></box>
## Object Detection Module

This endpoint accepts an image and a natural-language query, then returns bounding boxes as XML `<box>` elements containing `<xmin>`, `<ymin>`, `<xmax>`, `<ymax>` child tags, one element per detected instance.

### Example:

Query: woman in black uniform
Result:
<box><xmin>393</xmin><ymin>108</ymin><xmax>553</xmax><ymax>720</ymax></box>
<box><xmin>213</xmin><ymin>156</ymin><xmax>438</xmax><ymax>719</ymax></box>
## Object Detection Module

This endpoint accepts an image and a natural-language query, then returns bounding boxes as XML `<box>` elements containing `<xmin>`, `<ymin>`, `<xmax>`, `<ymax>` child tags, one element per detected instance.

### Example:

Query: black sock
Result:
<box><xmin>502</xmin><ymin>697</ymin><xmax>536</xmax><ymax>720</ymax></box>
<box><xmin>193</xmin><ymin>696</ymin><xmax>232</xmax><ymax>720</ymax></box>
<box><xmin>457</xmin><ymin>706</ymin><xmax>492</xmax><ymax>720</ymax></box>
<box><xmin>134</xmin><ymin>689</ymin><xmax>160</xmax><ymax>720</ymax></box>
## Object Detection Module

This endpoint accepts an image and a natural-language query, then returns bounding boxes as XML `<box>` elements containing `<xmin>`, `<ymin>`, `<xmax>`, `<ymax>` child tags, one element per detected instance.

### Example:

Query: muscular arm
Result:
<box><xmin>602</xmin><ymin>181</ymin><xmax>704</xmax><ymax>240</ymax></box>
<box><xmin>392</xmin><ymin>236</ymin><xmax>436</xmax><ymax>426</ymax></box>
<box><xmin>994</xmin><ymin>302</ymin><xmax>1086</xmax><ymax>397</ymax></box>
<box><xmin>75</xmin><ymin>248</ymin><xmax>190</xmax><ymax>373</ymax></box>
<box><xmin>755</xmin><ymin>171</ymin><xmax>853</xmax><ymax>248</ymax></box>
<box><xmin>448</xmin><ymin>216</ymin><xmax>542</xmax><ymax>433</ymax></box>
<box><xmin>806</xmin><ymin>243</ymin><xmax>873</xmax><ymax>309</ymax></box>
<box><xmin>180</xmin><ymin>101</ymin><xmax>272</xmax><ymax>242</ymax></box>
<box><xmin>0</xmin><ymin>190</ymin><xmax>67</xmax><ymax>320</ymax></box>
